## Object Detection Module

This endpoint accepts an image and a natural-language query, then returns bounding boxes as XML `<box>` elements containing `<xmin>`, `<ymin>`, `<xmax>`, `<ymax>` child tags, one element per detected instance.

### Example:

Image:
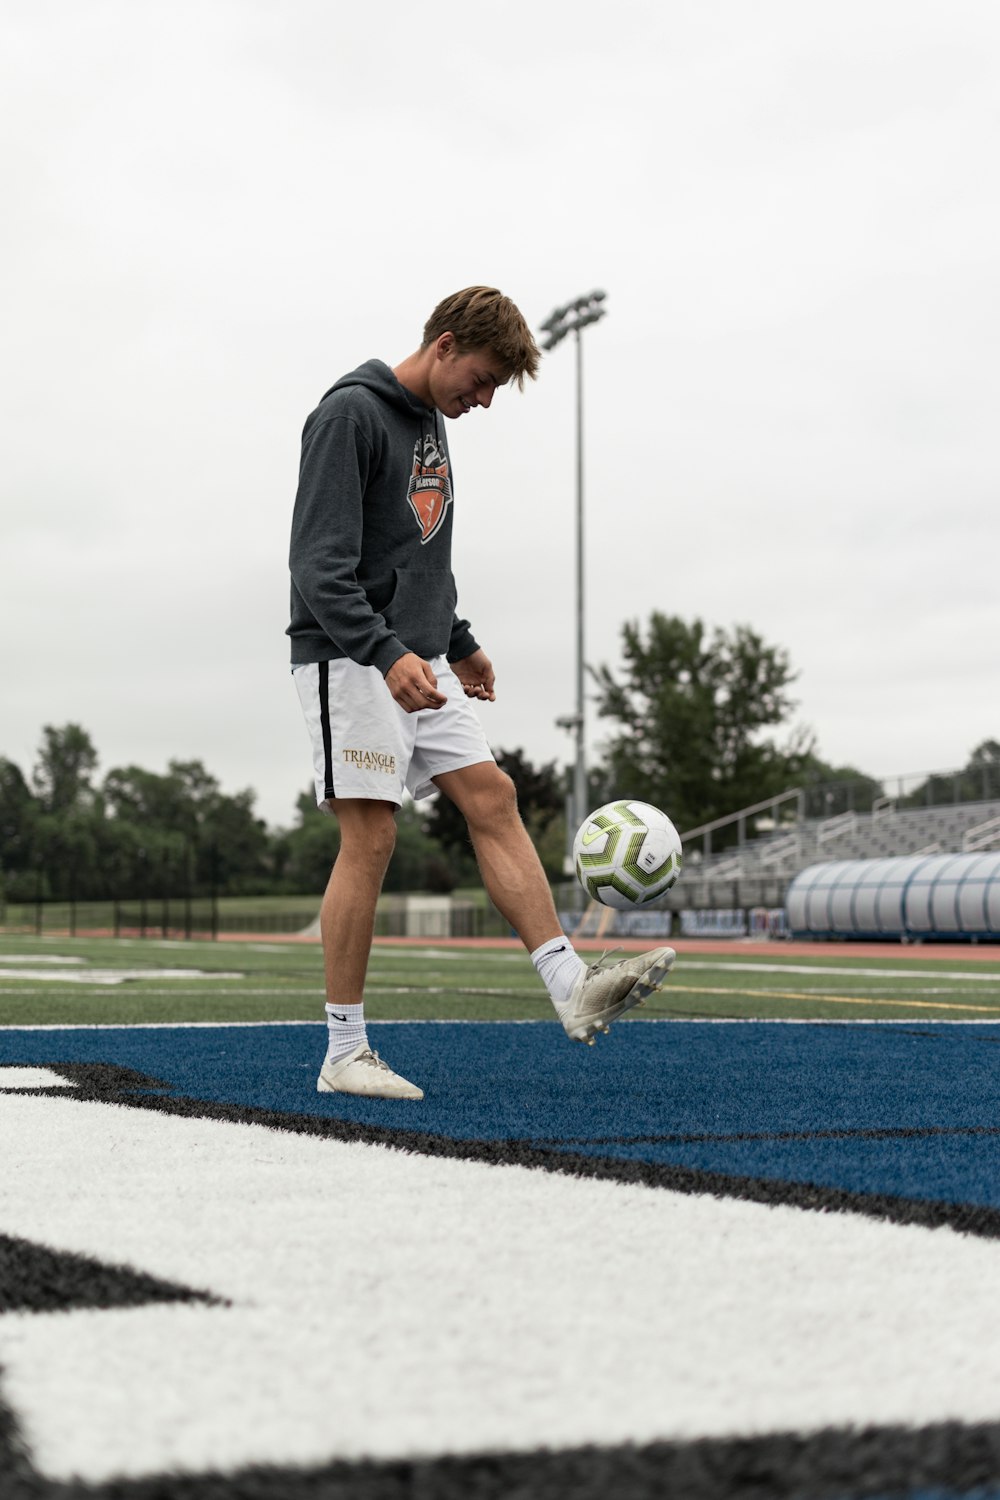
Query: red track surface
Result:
<box><xmin>219</xmin><ymin>932</ymin><xmax>1000</xmax><ymax>962</ymax></box>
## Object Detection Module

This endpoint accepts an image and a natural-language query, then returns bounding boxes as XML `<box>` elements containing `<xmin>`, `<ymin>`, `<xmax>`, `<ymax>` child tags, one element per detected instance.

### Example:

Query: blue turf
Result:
<box><xmin>4</xmin><ymin>1021</ymin><xmax>1000</xmax><ymax>1210</ymax></box>
<box><xmin>869</xmin><ymin>1491</ymin><xmax>1000</xmax><ymax>1500</ymax></box>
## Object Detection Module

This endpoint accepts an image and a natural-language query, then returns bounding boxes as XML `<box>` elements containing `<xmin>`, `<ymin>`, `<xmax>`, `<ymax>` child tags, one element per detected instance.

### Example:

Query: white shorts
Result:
<box><xmin>293</xmin><ymin>655</ymin><xmax>495</xmax><ymax>809</ymax></box>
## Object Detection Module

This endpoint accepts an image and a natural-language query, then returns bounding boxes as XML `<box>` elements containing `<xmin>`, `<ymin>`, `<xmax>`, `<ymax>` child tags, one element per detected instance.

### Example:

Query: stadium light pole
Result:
<box><xmin>540</xmin><ymin>289</ymin><xmax>607</xmax><ymax>872</ymax></box>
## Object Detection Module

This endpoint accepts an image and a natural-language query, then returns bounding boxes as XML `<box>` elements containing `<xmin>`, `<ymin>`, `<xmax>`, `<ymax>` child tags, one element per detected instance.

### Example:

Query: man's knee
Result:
<box><xmin>332</xmin><ymin>801</ymin><xmax>398</xmax><ymax>874</ymax></box>
<box><xmin>464</xmin><ymin>766</ymin><xmax>521</xmax><ymax>831</ymax></box>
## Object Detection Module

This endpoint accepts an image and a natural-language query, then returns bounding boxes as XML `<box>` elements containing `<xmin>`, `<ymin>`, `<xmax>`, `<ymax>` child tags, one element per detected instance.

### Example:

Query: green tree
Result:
<box><xmin>903</xmin><ymin>739</ymin><xmax>1000</xmax><ymax>808</ymax></box>
<box><xmin>23</xmin><ymin>726</ymin><xmax>104</xmax><ymax>897</ymax></box>
<box><xmin>0</xmin><ymin>757</ymin><xmax>40</xmax><ymax>898</ymax></box>
<box><xmin>32</xmin><ymin>724</ymin><xmax>98</xmax><ymax>814</ymax></box>
<box><xmin>280</xmin><ymin>793</ymin><xmax>456</xmax><ymax>895</ymax></box>
<box><xmin>275</xmin><ymin>790</ymin><xmax>342</xmax><ymax>893</ymax></box>
<box><xmin>383</xmin><ymin>800</ymin><xmax>455</xmax><ymax>893</ymax></box>
<box><xmin>33</xmin><ymin>809</ymin><xmax>103</xmax><ymax>901</ymax></box>
<box><xmin>797</xmin><ymin>757</ymin><xmax>885</xmax><ymax>818</ymax></box>
<box><xmin>101</xmin><ymin>758</ymin><xmax>270</xmax><ymax>895</ymax></box>
<box><xmin>591</xmin><ymin>613</ymin><xmax>801</xmax><ymax>833</ymax></box>
<box><xmin>422</xmin><ymin>747</ymin><xmax>567</xmax><ymax>882</ymax></box>
<box><xmin>103</xmin><ymin>765</ymin><xmax>198</xmax><ymax>838</ymax></box>
<box><xmin>969</xmin><ymin>740</ymin><xmax>1000</xmax><ymax>801</ymax></box>
<box><xmin>196</xmin><ymin>787</ymin><xmax>270</xmax><ymax>894</ymax></box>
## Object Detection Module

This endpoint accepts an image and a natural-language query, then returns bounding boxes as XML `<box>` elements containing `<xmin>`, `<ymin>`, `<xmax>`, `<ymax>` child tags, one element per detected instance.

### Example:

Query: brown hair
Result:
<box><xmin>422</xmin><ymin>286</ymin><xmax>540</xmax><ymax>390</ymax></box>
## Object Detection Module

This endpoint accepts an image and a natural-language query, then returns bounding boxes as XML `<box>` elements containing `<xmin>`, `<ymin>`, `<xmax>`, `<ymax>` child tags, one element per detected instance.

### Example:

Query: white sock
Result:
<box><xmin>531</xmin><ymin>936</ymin><xmax>585</xmax><ymax>1015</ymax></box>
<box><xmin>325</xmin><ymin>1002</ymin><xmax>368</xmax><ymax>1064</ymax></box>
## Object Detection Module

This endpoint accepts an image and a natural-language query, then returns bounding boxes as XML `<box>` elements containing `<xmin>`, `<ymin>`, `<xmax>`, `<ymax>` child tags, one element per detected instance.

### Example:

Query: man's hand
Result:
<box><xmin>385</xmin><ymin>652</ymin><xmax>448</xmax><ymax>713</ymax></box>
<box><xmin>451</xmin><ymin>649</ymin><xmax>496</xmax><ymax>702</ymax></box>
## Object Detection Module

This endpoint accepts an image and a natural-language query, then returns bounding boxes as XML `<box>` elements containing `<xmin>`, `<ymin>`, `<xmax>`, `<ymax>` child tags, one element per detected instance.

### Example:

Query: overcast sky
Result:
<box><xmin>3</xmin><ymin>0</ymin><xmax>998</xmax><ymax>829</ymax></box>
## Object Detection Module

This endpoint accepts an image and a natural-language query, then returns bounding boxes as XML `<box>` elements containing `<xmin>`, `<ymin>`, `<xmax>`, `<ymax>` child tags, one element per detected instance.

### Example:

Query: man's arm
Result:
<box><xmin>450</xmin><ymin>648</ymin><xmax>496</xmax><ymax>702</ymax></box>
<box><xmin>385</xmin><ymin>653</ymin><xmax>448</xmax><ymax>711</ymax></box>
<box><xmin>289</xmin><ymin>414</ymin><xmax>408</xmax><ymax>679</ymax></box>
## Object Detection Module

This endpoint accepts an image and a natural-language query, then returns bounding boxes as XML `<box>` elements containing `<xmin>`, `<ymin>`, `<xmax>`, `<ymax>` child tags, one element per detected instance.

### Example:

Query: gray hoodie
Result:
<box><xmin>287</xmin><ymin>359</ymin><xmax>479</xmax><ymax>675</ymax></box>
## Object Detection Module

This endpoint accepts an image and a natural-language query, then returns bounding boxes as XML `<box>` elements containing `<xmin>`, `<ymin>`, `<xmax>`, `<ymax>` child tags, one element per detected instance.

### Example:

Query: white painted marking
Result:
<box><xmin>0</xmin><ymin>955</ymin><xmax>85</xmax><ymax>966</ymax></box>
<box><xmin>0</xmin><ymin>968</ymin><xmax>243</xmax><ymax>986</ymax></box>
<box><xmin>0</xmin><ymin>1019</ymin><xmax>533</xmax><ymax>1032</ymax></box>
<box><xmin>680</xmin><ymin>960</ymin><xmax>1000</xmax><ymax>984</ymax></box>
<box><xmin>361</xmin><ymin>947</ymin><xmax>528</xmax><ymax>965</ymax></box>
<box><xmin>1</xmin><ymin>1091</ymin><xmax>1000</xmax><ymax>1482</ymax></box>
<box><xmin>0</xmin><ymin>1067</ymin><xmax>76</xmax><ymax>1090</ymax></box>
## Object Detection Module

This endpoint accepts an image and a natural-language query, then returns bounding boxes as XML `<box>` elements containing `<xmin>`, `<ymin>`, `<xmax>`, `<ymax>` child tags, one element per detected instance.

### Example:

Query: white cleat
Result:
<box><xmin>317</xmin><ymin>1044</ymin><xmax>424</xmax><ymax>1100</ymax></box>
<box><xmin>560</xmin><ymin>946</ymin><xmax>676</xmax><ymax>1045</ymax></box>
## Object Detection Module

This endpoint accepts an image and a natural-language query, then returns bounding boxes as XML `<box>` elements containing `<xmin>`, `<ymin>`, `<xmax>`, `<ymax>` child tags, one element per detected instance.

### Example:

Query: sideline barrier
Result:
<box><xmin>787</xmin><ymin>853</ymin><xmax>1000</xmax><ymax>942</ymax></box>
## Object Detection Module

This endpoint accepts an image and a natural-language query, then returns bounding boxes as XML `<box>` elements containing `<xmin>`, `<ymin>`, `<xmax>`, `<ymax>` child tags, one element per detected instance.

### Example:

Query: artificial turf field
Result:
<box><xmin>1</xmin><ymin>930</ymin><xmax>999</xmax><ymax>1025</ymax></box>
<box><xmin>3</xmin><ymin>932</ymin><xmax>1000</xmax><ymax>1500</ymax></box>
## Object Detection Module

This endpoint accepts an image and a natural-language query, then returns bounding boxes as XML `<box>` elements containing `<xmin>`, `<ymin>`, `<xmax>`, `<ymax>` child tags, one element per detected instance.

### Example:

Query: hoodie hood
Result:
<box><xmin>322</xmin><ymin>358</ymin><xmax>430</xmax><ymax>420</ymax></box>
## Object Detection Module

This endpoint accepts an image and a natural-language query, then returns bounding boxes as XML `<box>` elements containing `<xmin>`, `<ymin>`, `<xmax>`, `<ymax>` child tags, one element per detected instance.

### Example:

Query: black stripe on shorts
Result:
<box><xmin>318</xmin><ymin>660</ymin><xmax>336</xmax><ymax>800</ymax></box>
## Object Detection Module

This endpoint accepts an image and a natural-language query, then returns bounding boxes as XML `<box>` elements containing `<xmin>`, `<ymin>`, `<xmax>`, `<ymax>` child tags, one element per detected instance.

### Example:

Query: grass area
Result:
<box><xmin>664</xmin><ymin>955</ymin><xmax>1000</xmax><ymax>1021</ymax></box>
<box><xmin>0</xmin><ymin>895</ymin><xmax>320</xmax><ymax>939</ymax></box>
<box><xmin>0</xmin><ymin>889</ymin><xmax>525</xmax><ymax>940</ymax></box>
<box><xmin>0</xmin><ymin>932</ymin><xmax>998</xmax><ymax>1027</ymax></box>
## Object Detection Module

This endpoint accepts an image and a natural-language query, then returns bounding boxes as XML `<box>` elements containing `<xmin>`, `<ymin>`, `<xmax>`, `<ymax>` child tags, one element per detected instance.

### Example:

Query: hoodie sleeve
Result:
<box><xmin>447</xmin><ymin>613</ymin><xmax>479</xmax><ymax>663</ymax></box>
<box><xmin>288</xmin><ymin>414</ymin><xmax>409</xmax><ymax>676</ymax></box>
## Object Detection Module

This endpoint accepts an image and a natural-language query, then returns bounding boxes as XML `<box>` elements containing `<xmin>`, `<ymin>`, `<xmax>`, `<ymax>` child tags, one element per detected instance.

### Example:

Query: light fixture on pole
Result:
<box><xmin>539</xmin><ymin>289</ymin><xmax>607</xmax><ymax>870</ymax></box>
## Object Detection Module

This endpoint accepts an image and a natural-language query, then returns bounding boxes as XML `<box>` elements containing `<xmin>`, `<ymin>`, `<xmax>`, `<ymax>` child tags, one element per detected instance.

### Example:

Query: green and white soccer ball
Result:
<box><xmin>573</xmin><ymin>799</ymin><xmax>683</xmax><ymax>909</ymax></box>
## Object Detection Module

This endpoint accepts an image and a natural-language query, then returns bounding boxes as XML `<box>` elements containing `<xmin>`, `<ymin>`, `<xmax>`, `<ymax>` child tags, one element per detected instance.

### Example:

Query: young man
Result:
<box><xmin>289</xmin><ymin>286</ymin><xmax>674</xmax><ymax>1099</ymax></box>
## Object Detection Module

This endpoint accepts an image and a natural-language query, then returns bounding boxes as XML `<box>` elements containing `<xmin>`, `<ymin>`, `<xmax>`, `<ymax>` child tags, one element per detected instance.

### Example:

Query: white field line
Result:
<box><xmin>3</xmin><ymin>954</ymin><xmax>996</xmax><ymax>986</ymax></box>
<box><xmin>6</xmin><ymin>1091</ymin><xmax>1000</xmax><ymax>1480</ymax></box>
<box><xmin>0</xmin><ymin>969</ymin><xmax>244</xmax><ymax>985</ymax></box>
<box><xmin>0</xmin><ymin>985</ymin><xmax>541</xmax><ymax>1000</ymax></box>
<box><xmin>679</xmin><ymin>960</ymin><xmax>1000</xmax><ymax>984</ymax></box>
<box><xmin>669</xmin><ymin>984</ymin><xmax>1000</xmax><ymax>1015</ymax></box>
<box><xmin>0</xmin><ymin>955</ymin><xmax>87</xmax><ymax>965</ymax></box>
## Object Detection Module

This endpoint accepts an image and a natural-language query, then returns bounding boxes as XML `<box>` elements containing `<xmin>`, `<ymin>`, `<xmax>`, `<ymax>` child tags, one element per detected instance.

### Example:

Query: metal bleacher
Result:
<box><xmin>670</xmin><ymin>790</ymin><xmax>1000</xmax><ymax>912</ymax></box>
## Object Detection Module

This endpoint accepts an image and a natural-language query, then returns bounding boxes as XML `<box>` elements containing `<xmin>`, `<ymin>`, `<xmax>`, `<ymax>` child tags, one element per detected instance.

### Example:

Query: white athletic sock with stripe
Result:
<box><xmin>325</xmin><ymin>1002</ymin><xmax>368</xmax><ymax>1064</ymax></box>
<box><xmin>531</xmin><ymin>937</ymin><xmax>586</xmax><ymax>1016</ymax></box>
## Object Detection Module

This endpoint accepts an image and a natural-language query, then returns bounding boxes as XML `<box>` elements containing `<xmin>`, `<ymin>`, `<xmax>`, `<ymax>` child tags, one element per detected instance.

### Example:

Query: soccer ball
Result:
<box><xmin>573</xmin><ymin>799</ymin><xmax>683</xmax><ymax>909</ymax></box>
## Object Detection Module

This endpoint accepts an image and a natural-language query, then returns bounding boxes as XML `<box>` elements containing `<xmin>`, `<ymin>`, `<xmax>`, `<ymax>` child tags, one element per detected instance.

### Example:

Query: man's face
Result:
<box><xmin>430</xmin><ymin>338</ymin><xmax>506</xmax><ymax>419</ymax></box>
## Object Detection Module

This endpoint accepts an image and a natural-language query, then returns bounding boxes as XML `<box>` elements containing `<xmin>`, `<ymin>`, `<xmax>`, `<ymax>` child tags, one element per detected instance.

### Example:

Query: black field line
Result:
<box><xmin>0</xmin><ymin>1235</ymin><xmax>225</xmax><ymax>1497</ymax></box>
<box><xmin>73</xmin><ymin>1420</ymin><xmax>1000</xmax><ymax>1500</ymax></box>
<box><xmin>534</xmin><ymin>1122</ymin><xmax>1000</xmax><ymax>1147</ymax></box>
<box><xmin>3</xmin><ymin>1389</ymin><xmax>1000</xmax><ymax>1499</ymax></box>
<box><xmin>0</xmin><ymin>1385</ymin><xmax>35</xmax><ymax>1498</ymax></box>
<box><xmin>0</xmin><ymin>1232</ymin><xmax>224</xmax><ymax>1316</ymax></box>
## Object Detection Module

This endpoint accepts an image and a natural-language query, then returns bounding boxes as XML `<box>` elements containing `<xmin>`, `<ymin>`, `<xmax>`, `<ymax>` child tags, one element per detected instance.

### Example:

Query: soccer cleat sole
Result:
<box><xmin>316</xmin><ymin>1074</ymin><xmax>424</xmax><ymax>1100</ymax></box>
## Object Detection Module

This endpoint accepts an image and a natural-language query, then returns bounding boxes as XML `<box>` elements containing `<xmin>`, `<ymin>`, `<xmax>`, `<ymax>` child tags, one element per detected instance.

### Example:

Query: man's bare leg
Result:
<box><xmin>432</xmin><ymin>762</ymin><xmax>564</xmax><ymax>952</ymax></box>
<box><xmin>434</xmin><ymin>762</ymin><xmax>675</xmax><ymax>1043</ymax></box>
<box><xmin>315</xmin><ymin>798</ymin><xmax>423</xmax><ymax>1098</ymax></box>
<box><xmin>320</xmin><ymin>798</ymin><xmax>397</xmax><ymax>1002</ymax></box>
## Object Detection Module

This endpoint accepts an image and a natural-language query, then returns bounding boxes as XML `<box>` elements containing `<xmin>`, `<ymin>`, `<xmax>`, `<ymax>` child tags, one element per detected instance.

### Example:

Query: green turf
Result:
<box><xmin>0</xmin><ymin>932</ymin><xmax>998</xmax><ymax>1026</ymax></box>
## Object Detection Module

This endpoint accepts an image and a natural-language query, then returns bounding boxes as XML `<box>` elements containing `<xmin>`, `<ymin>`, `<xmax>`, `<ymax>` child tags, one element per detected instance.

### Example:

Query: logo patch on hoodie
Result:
<box><xmin>407</xmin><ymin>434</ymin><xmax>452</xmax><ymax>543</ymax></box>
